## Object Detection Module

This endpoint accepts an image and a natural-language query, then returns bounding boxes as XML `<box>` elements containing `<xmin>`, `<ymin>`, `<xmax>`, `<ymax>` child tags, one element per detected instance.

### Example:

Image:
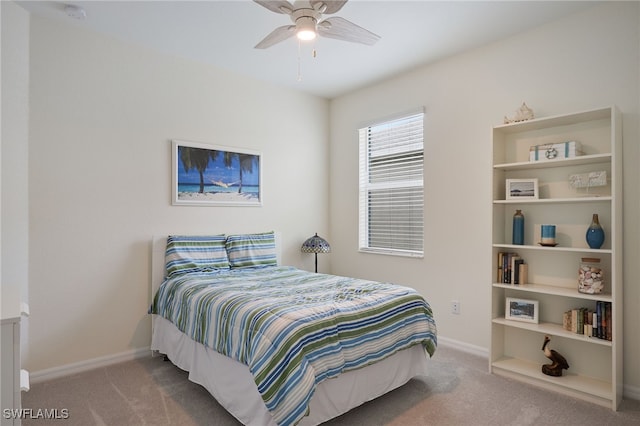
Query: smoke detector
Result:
<box><xmin>64</xmin><ymin>4</ymin><xmax>86</xmax><ymax>20</ymax></box>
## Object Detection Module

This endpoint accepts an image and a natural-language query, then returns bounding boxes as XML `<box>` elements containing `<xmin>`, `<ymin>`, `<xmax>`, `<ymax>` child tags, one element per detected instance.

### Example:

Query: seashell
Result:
<box><xmin>504</xmin><ymin>102</ymin><xmax>534</xmax><ymax>124</ymax></box>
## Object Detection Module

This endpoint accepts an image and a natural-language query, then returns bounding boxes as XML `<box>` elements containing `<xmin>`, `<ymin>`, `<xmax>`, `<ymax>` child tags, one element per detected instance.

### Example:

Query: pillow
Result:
<box><xmin>225</xmin><ymin>231</ymin><xmax>277</xmax><ymax>269</ymax></box>
<box><xmin>165</xmin><ymin>235</ymin><xmax>229</xmax><ymax>278</ymax></box>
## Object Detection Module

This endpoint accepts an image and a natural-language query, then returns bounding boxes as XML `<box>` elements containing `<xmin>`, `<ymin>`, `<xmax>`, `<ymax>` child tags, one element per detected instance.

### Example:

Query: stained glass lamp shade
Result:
<box><xmin>301</xmin><ymin>233</ymin><xmax>331</xmax><ymax>273</ymax></box>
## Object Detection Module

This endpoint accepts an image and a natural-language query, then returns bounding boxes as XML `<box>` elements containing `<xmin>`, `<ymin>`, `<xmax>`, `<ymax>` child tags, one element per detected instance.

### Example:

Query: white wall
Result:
<box><xmin>329</xmin><ymin>2</ymin><xmax>640</xmax><ymax>394</ymax></box>
<box><xmin>1</xmin><ymin>1</ymin><xmax>30</xmax><ymax>351</ymax></box>
<box><xmin>26</xmin><ymin>16</ymin><xmax>329</xmax><ymax>372</ymax></box>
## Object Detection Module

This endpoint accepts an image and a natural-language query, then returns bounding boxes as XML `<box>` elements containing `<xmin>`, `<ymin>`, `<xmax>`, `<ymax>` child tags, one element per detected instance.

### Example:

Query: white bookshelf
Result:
<box><xmin>1</xmin><ymin>288</ymin><xmax>29</xmax><ymax>426</ymax></box>
<box><xmin>490</xmin><ymin>106</ymin><xmax>623</xmax><ymax>410</ymax></box>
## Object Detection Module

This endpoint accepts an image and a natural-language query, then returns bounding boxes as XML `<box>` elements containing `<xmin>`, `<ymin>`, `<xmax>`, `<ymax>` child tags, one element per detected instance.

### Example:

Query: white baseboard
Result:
<box><xmin>437</xmin><ymin>335</ymin><xmax>489</xmax><ymax>359</ymax></box>
<box><xmin>624</xmin><ymin>383</ymin><xmax>640</xmax><ymax>402</ymax></box>
<box><xmin>29</xmin><ymin>347</ymin><xmax>151</xmax><ymax>384</ymax></box>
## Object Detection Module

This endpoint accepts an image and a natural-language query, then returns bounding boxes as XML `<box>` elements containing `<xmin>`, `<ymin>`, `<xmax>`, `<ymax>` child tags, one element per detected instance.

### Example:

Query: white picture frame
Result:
<box><xmin>506</xmin><ymin>178</ymin><xmax>539</xmax><ymax>200</ymax></box>
<box><xmin>172</xmin><ymin>140</ymin><xmax>262</xmax><ymax>207</ymax></box>
<box><xmin>505</xmin><ymin>297</ymin><xmax>539</xmax><ymax>323</ymax></box>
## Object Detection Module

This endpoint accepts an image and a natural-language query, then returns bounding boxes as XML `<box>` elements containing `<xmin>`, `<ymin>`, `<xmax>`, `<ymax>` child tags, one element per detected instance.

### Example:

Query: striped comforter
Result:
<box><xmin>151</xmin><ymin>266</ymin><xmax>437</xmax><ymax>426</ymax></box>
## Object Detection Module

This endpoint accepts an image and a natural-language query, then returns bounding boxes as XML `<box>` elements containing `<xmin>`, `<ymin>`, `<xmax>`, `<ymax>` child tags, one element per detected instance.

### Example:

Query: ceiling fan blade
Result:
<box><xmin>310</xmin><ymin>0</ymin><xmax>348</xmax><ymax>15</ymax></box>
<box><xmin>253</xmin><ymin>0</ymin><xmax>294</xmax><ymax>15</ymax></box>
<box><xmin>318</xmin><ymin>16</ymin><xmax>380</xmax><ymax>46</ymax></box>
<box><xmin>255</xmin><ymin>25</ymin><xmax>296</xmax><ymax>49</ymax></box>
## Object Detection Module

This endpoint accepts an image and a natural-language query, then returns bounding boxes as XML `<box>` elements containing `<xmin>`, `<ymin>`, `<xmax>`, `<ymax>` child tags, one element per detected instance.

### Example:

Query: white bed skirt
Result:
<box><xmin>151</xmin><ymin>316</ymin><xmax>428</xmax><ymax>425</ymax></box>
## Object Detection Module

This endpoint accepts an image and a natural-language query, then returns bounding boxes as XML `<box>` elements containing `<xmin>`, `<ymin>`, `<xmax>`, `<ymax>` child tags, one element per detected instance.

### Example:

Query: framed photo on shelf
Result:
<box><xmin>505</xmin><ymin>297</ymin><xmax>539</xmax><ymax>323</ymax></box>
<box><xmin>506</xmin><ymin>178</ymin><xmax>539</xmax><ymax>200</ymax></box>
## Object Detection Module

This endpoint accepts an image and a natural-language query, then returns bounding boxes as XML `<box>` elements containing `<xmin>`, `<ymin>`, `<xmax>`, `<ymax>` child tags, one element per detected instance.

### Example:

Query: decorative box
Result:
<box><xmin>529</xmin><ymin>141</ymin><xmax>582</xmax><ymax>162</ymax></box>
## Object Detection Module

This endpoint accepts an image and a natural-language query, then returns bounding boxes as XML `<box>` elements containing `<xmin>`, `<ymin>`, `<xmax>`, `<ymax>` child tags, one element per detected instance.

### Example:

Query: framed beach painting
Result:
<box><xmin>172</xmin><ymin>140</ymin><xmax>262</xmax><ymax>206</ymax></box>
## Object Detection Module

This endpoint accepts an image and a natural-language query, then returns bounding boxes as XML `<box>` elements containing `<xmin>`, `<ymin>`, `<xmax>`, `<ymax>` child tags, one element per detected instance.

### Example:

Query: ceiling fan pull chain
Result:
<box><xmin>297</xmin><ymin>39</ymin><xmax>303</xmax><ymax>81</ymax></box>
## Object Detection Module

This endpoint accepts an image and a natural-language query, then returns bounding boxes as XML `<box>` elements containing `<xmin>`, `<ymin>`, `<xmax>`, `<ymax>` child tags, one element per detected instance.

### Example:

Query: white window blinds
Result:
<box><xmin>358</xmin><ymin>111</ymin><xmax>424</xmax><ymax>256</ymax></box>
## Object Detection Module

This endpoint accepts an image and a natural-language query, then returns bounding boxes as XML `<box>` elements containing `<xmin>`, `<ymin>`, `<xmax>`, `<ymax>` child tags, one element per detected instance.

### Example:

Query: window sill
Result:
<box><xmin>358</xmin><ymin>248</ymin><xmax>424</xmax><ymax>259</ymax></box>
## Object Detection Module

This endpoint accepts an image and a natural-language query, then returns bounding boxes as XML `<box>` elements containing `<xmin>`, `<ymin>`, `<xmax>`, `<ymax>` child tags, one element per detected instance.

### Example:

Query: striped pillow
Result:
<box><xmin>226</xmin><ymin>231</ymin><xmax>277</xmax><ymax>269</ymax></box>
<box><xmin>165</xmin><ymin>235</ymin><xmax>229</xmax><ymax>278</ymax></box>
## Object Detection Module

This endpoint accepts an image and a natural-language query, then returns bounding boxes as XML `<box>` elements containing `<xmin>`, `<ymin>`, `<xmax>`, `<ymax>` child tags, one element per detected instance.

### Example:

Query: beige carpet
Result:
<box><xmin>22</xmin><ymin>345</ymin><xmax>640</xmax><ymax>425</ymax></box>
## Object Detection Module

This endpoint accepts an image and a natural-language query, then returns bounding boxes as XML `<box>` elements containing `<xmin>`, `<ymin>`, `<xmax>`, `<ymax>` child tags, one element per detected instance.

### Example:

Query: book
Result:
<box><xmin>596</xmin><ymin>302</ymin><xmax>602</xmax><ymax>339</ymax></box>
<box><xmin>518</xmin><ymin>263</ymin><xmax>528</xmax><ymax>285</ymax></box>
<box><xmin>564</xmin><ymin>307</ymin><xmax>601</xmax><ymax>336</ymax></box>
<box><xmin>600</xmin><ymin>301</ymin><xmax>606</xmax><ymax>339</ymax></box>
<box><xmin>510</xmin><ymin>256</ymin><xmax>521</xmax><ymax>284</ymax></box>
<box><xmin>504</xmin><ymin>253</ymin><xmax>512</xmax><ymax>283</ymax></box>
<box><xmin>577</xmin><ymin>307</ymin><xmax>584</xmax><ymax>335</ymax></box>
<box><xmin>502</xmin><ymin>252</ymin><xmax>509</xmax><ymax>283</ymax></box>
<box><xmin>563</xmin><ymin>310</ymin><xmax>572</xmax><ymax>331</ymax></box>
<box><xmin>513</xmin><ymin>258</ymin><xmax>523</xmax><ymax>284</ymax></box>
<box><xmin>497</xmin><ymin>252</ymin><xmax>519</xmax><ymax>284</ymax></box>
<box><xmin>606</xmin><ymin>302</ymin><xmax>612</xmax><ymax>341</ymax></box>
<box><xmin>583</xmin><ymin>309</ymin><xmax>592</xmax><ymax>335</ymax></box>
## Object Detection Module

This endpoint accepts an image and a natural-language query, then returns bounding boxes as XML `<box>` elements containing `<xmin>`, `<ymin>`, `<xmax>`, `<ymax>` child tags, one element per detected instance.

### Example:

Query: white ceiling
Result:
<box><xmin>18</xmin><ymin>1</ymin><xmax>596</xmax><ymax>99</ymax></box>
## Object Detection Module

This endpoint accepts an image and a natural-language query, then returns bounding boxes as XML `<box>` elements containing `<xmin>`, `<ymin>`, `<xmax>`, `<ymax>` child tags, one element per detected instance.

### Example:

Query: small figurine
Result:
<box><xmin>541</xmin><ymin>335</ymin><xmax>569</xmax><ymax>377</ymax></box>
<box><xmin>504</xmin><ymin>102</ymin><xmax>535</xmax><ymax>124</ymax></box>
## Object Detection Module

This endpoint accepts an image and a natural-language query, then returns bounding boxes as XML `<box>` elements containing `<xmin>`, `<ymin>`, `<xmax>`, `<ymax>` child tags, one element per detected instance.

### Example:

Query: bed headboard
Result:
<box><xmin>150</xmin><ymin>232</ymin><xmax>282</xmax><ymax>302</ymax></box>
<box><xmin>151</xmin><ymin>236</ymin><xmax>169</xmax><ymax>301</ymax></box>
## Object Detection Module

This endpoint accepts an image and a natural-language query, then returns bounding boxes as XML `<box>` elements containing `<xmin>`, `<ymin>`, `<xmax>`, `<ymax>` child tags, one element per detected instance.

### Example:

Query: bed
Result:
<box><xmin>149</xmin><ymin>232</ymin><xmax>437</xmax><ymax>426</ymax></box>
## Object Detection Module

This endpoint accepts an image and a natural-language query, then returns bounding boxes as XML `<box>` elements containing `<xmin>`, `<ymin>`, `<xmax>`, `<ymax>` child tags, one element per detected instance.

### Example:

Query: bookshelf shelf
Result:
<box><xmin>492</xmin><ymin>283</ymin><xmax>612</xmax><ymax>302</ymax></box>
<box><xmin>493</xmin><ymin>153</ymin><xmax>611</xmax><ymax>171</ymax></box>
<box><xmin>493</xmin><ymin>243</ymin><xmax>612</xmax><ymax>254</ymax></box>
<box><xmin>491</xmin><ymin>318</ymin><xmax>612</xmax><ymax>347</ymax></box>
<box><xmin>490</xmin><ymin>106</ymin><xmax>622</xmax><ymax>410</ymax></box>
<box><xmin>494</xmin><ymin>196</ymin><xmax>612</xmax><ymax>205</ymax></box>
<box><xmin>491</xmin><ymin>357</ymin><xmax>613</xmax><ymax>405</ymax></box>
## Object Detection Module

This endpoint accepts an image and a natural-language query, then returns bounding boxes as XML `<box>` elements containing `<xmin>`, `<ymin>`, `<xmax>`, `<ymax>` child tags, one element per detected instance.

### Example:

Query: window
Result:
<box><xmin>358</xmin><ymin>111</ymin><xmax>424</xmax><ymax>257</ymax></box>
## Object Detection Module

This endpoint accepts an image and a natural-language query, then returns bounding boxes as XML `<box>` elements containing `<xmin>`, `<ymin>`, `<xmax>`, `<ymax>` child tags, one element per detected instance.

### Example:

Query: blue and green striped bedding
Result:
<box><xmin>151</xmin><ymin>266</ymin><xmax>437</xmax><ymax>426</ymax></box>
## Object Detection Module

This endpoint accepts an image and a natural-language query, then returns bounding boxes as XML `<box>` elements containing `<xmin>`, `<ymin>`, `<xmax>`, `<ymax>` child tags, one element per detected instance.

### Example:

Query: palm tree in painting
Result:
<box><xmin>237</xmin><ymin>154</ymin><xmax>258</xmax><ymax>193</ymax></box>
<box><xmin>180</xmin><ymin>147</ymin><xmax>218</xmax><ymax>193</ymax></box>
<box><xmin>223</xmin><ymin>152</ymin><xmax>258</xmax><ymax>194</ymax></box>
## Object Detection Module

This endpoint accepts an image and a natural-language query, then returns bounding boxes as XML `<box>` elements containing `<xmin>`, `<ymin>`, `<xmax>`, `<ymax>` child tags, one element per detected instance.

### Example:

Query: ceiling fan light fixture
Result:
<box><xmin>253</xmin><ymin>0</ymin><xmax>380</xmax><ymax>49</ymax></box>
<box><xmin>296</xmin><ymin>16</ymin><xmax>317</xmax><ymax>41</ymax></box>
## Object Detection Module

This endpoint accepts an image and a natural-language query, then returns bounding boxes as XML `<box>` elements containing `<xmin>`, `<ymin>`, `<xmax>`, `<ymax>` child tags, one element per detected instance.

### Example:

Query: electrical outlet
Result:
<box><xmin>451</xmin><ymin>300</ymin><xmax>460</xmax><ymax>315</ymax></box>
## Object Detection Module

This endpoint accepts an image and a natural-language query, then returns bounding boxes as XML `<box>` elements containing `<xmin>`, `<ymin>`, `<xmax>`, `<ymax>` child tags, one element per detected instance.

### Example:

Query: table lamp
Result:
<box><xmin>301</xmin><ymin>233</ymin><xmax>331</xmax><ymax>273</ymax></box>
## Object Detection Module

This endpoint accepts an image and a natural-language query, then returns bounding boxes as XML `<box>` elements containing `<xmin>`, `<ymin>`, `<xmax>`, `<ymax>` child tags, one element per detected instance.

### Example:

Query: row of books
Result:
<box><xmin>497</xmin><ymin>252</ymin><xmax>528</xmax><ymax>284</ymax></box>
<box><xmin>562</xmin><ymin>301</ymin><xmax>612</xmax><ymax>341</ymax></box>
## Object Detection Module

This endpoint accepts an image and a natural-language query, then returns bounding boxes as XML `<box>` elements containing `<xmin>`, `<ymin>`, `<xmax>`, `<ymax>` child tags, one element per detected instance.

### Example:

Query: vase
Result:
<box><xmin>586</xmin><ymin>213</ymin><xmax>605</xmax><ymax>249</ymax></box>
<box><xmin>541</xmin><ymin>224</ymin><xmax>556</xmax><ymax>245</ymax></box>
<box><xmin>512</xmin><ymin>209</ymin><xmax>524</xmax><ymax>245</ymax></box>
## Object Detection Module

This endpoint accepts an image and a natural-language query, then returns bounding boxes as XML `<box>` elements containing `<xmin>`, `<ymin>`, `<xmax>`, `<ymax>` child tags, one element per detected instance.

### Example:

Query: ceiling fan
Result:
<box><xmin>253</xmin><ymin>0</ymin><xmax>380</xmax><ymax>49</ymax></box>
